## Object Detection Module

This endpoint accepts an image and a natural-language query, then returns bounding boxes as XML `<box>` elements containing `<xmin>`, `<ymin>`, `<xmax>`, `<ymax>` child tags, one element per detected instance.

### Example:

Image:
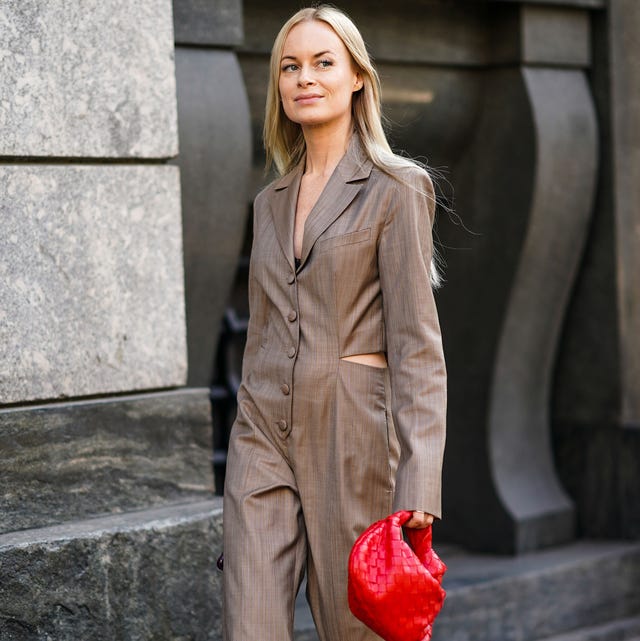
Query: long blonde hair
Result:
<box><xmin>263</xmin><ymin>5</ymin><xmax>443</xmax><ymax>286</ymax></box>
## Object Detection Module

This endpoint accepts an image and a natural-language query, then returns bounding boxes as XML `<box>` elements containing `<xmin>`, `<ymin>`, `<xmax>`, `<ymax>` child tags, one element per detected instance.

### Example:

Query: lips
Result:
<box><xmin>295</xmin><ymin>94</ymin><xmax>323</xmax><ymax>103</ymax></box>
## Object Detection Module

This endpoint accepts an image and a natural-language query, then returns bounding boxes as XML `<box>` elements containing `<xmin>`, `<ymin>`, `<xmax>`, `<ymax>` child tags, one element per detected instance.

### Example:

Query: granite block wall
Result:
<box><xmin>0</xmin><ymin>0</ymin><xmax>185</xmax><ymax>405</ymax></box>
<box><xmin>0</xmin><ymin>0</ymin><xmax>178</xmax><ymax>158</ymax></box>
<box><xmin>0</xmin><ymin>0</ymin><xmax>224</xmax><ymax>637</ymax></box>
<box><xmin>0</xmin><ymin>165</ymin><xmax>185</xmax><ymax>404</ymax></box>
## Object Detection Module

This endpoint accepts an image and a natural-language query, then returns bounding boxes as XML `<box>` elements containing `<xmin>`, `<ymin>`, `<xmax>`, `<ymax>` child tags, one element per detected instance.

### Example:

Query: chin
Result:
<box><xmin>286</xmin><ymin>110</ymin><xmax>327</xmax><ymax>126</ymax></box>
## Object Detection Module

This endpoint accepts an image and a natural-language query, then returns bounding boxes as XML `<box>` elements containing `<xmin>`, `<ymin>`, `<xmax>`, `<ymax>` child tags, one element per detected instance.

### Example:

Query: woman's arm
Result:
<box><xmin>377</xmin><ymin>168</ymin><xmax>447</xmax><ymax>520</ymax></box>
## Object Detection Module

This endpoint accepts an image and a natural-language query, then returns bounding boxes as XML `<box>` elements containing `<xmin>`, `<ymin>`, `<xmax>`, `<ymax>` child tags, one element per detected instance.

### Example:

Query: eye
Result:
<box><xmin>318</xmin><ymin>59</ymin><xmax>333</xmax><ymax>68</ymax></box>
<box><xmin>282</xmin><ymin>63</ymin><xmax>298</xmax><ymax>72</ymax></box>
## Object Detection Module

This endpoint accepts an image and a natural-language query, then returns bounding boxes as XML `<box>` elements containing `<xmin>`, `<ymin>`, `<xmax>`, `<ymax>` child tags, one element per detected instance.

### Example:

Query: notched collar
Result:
<box><xmin>271</xmin><ymin>132</ymin><xmax>373</xmax><ymax>191</ymax></box>
<box><xmin>267</xmin><ymin>132</ymin><xmax>373</xmax><ymax>270</ymax></box>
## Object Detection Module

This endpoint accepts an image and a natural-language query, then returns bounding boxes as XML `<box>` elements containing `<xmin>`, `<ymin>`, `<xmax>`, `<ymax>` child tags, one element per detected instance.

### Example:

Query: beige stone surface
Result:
<box><xmin>0</xmin><ymin>0</ymin><xmax>178</xmax><ymax>158</ymax></box>
<box><xmin>0</xmin><ymin>165</ymin><xmax>186</xmax><ymax>404</ymax></box>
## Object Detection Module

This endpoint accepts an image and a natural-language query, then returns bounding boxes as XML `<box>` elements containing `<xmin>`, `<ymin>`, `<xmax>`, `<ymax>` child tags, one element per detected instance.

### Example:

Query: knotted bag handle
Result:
<box><xmin>384</xmin><ymin>510</ymin><xmax>446</xmax><ymax>583</ymax></box>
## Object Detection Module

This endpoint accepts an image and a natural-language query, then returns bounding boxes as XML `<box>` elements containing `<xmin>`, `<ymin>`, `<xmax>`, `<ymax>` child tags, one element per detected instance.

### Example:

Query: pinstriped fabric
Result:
<box><xmin>223</xmin><ymin>133</ymin><xmax>446</xmax><ymax>641</ymax></box>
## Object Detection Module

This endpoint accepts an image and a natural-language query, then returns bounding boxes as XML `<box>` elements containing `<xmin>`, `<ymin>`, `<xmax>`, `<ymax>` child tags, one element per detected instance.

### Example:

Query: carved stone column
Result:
<box><xmin>436</xmin><ymin>2</ymin><xmax>599</xmax><ymax>553</ymax></box>
<box><xmin>552</xmin><ymin>0</ymin><xmax>640</xmax><ymax>539</ymax></box>
<box><xmin>173</xmin><ymin>0</ymin><xmax>252</xmax><ymax>387</ymax></box>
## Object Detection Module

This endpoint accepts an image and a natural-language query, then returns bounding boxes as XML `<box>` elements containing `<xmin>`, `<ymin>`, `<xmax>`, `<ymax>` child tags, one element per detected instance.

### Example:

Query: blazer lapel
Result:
<box><xmin>267</xmin><ymin>163</ymin><xmax>303</xmax><ymax>271</ymax></box>
<box><xmin>265</xmin><ymin>133</ymin><xmax>373</xmax><ymax>270</ymax></box>
<box><xmin>300</xmin><ymin>134</ymin><xmax>373</xmax><ymax>266</ymax></box>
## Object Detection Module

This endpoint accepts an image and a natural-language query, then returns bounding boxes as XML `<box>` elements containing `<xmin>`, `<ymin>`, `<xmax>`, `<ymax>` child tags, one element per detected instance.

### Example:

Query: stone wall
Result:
<box><xmin>0</xmin><ymin>0</ymin><xmax>185</xmax><ymax>405</ymax></box>
<box><xmin>0</xmin><ymin>0</ymin><xmax>228</xmax><ymax>638</ymax></box>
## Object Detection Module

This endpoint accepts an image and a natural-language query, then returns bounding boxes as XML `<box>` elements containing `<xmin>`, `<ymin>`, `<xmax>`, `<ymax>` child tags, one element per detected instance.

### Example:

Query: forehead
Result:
<box><xmin>282</xmin><ymin>19</ymin><xmax>347</xmax><ymax>56</ymax></box>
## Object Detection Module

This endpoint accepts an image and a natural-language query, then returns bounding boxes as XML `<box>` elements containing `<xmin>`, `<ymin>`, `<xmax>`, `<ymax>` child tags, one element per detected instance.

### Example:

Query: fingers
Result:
<box><xmin>404</xmin><ymin>511</ymin><xmax>435</xmax><ymax>529</ymax></box>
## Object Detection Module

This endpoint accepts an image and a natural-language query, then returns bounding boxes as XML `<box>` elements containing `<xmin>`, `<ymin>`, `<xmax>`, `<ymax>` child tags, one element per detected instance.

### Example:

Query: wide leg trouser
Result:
<box><xmin>223</xmin><ymin>360</ymin><xmax>398</xmax><ymax>641</ymax></box>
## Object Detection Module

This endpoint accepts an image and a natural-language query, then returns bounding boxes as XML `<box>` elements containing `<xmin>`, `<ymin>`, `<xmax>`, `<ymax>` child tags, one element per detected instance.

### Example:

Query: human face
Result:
<box><xmin>278</xmin><ymin>20</ymin><xmax>363</xmax><ymax>132</ymax></box>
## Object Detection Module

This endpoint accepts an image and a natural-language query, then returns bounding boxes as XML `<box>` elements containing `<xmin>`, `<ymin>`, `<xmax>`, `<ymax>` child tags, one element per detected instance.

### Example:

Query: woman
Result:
<box><xmin>223</xmin><ymin>6</ymin><xmax>446</xmax><ymax>641</ymax></box>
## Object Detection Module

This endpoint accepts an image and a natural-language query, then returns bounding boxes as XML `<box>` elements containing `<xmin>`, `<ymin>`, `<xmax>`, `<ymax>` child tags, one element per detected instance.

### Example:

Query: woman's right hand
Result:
<box><xmin>403</xmin><ymin>510</ymin><xmax>434</xmax><ymax>529</ymax></box>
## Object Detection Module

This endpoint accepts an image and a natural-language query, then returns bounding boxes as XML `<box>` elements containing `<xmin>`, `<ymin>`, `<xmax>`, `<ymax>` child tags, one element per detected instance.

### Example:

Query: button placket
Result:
<box><xmin>278</xmin><ymin>268</ymin><xmax>298</xmax><ymax>441</ymax></box>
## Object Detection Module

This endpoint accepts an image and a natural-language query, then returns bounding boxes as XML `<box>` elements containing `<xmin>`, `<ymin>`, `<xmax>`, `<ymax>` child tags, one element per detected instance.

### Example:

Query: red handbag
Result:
<box><xmin>348</xmin><ymin>510</ymin><xmax>447</xmax><ymax>641</ymax></box>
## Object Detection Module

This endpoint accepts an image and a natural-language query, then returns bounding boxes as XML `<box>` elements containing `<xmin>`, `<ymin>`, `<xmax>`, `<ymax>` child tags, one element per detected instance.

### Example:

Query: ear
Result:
<box><xmin>353</xmin><ymin>71</ymin><xmax>363</xmax><ymax>92</ymax></box>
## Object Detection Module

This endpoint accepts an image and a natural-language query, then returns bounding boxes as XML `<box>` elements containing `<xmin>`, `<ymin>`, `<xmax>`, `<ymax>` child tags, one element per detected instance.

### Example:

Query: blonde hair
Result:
<box><xmin>263</xmin><ymin>4</ymin><xmax>443</xmax><ymax>286</ymax></box>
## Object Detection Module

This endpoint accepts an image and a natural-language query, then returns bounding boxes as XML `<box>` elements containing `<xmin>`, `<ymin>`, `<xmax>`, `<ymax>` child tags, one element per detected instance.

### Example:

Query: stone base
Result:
<box><xmin>3</xmin><ymin>501</ymin><xmax>637</xmax><ymax>641</ymax></box>
<box><xmin>0</xmin><ymin>499</ymin><xmax>223</xmax><ymax>641</ymax></box>
<box><xmin>0</xmin><ymin>389</ymin><xmax>215</xmax><ymax>534</ymax></box>
<box><xmin>294</xmin><ymin>538</ymin><xmax>640</xmax><ymax>641</ymax></box>
<box><xmin>534</xmin><ymin>616</ymin><xmax>640</xmax><ymax>641</ymax></box>
<box><xmin>433</xmin><ymin>539</ymin><xmax>640</xmax><ymax>641</ymax></box>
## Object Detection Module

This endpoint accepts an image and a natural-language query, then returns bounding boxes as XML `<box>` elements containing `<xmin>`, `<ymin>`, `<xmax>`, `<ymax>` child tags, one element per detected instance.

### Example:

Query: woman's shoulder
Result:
<box><xmin>253</xmin><ymin>166</ymin><xmax>300</xmax><ymax>209</ymax></box>
<box><xmin>369</xmin><ymin>161</ymin><xmax>435</xmax><ymax>205</ymax></box>
<box><xmin>369</xmin><ymin>160</ymin><xmax>436</xmax><ymax>222</ymax></box>
<box><xmin>380</xmin><ymin>161</ymin><xmax>434</xmax><ymax>191</ymax></box>
<box><xmin>253</xmin><ymin>177</ymin><xmax>278</xmax><ymax>206</ymax></box>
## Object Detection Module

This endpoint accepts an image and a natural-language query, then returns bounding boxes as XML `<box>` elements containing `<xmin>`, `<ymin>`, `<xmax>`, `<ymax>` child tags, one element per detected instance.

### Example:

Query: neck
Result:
<box><xmin>302</xmin><ymin>118</ymin><xmax>353</xmax><ymax>177</ymax></box>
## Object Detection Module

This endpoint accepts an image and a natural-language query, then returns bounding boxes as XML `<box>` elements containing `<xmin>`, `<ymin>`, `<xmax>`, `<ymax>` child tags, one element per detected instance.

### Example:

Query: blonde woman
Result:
<box><xmin>223</xmin><ymin>5</ymin><xmax>446</xmax><ymax>640</ymax></box>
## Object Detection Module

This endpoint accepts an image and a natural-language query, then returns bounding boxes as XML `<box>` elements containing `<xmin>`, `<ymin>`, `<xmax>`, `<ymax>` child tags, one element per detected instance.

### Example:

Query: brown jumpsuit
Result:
<box><xmin>223</xmin><ymin>134</ymin><xmax>447</xmax><ymax>641</ymax></box>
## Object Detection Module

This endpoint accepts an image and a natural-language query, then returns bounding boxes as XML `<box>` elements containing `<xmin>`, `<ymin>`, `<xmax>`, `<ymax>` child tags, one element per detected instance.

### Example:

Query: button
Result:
<box><xmin>287</xmin><ymin>347</ymin><xmax>296</xmax><ymax>358</ymax></box>
<box><xmin>276</xmin><ymin>420</ymin><xmax>288</xmax><ymax>432</ymax></box>
<box><xmin>287</xmin><ymin>310</ymin><xmax>297</xmax><ymax>322</ymax></box>
<box><xmin>280</xmin><ymin>383</ymin><xmax>290</xmax><ymax>395</ymax></box>
<box><xmin>287</xmin><ymin>273</ymin><xmax>295</xmax><ymax>284</ymax></box>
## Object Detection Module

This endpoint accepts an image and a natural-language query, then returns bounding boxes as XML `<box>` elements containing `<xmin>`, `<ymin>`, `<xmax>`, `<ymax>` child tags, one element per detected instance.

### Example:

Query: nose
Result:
<box><xmin>297</xmin><ymin>65</ymin><xmax>315</xmax><ymax>87</ymax></box>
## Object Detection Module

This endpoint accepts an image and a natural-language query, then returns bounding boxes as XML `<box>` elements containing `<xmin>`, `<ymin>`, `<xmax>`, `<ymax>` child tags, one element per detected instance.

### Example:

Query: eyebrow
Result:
<box><xmin>281</xmin><ymin>50</ymin><xmax>335</xmax><ymax>62</ymax></box>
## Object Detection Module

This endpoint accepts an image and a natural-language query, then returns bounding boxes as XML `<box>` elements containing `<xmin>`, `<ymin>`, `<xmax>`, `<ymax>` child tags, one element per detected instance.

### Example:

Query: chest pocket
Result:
<box><xmin>315</xmin><ymin>227</ymin><xmax>371</xmax><ymax>253</ymax></box>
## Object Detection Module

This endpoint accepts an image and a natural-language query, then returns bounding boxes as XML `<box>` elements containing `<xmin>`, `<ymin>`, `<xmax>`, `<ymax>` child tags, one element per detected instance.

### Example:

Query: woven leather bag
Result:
<box><xmin>348</xmin><ymin>510</ymin><xmax>447</xmax><ymax>641</ymax></box>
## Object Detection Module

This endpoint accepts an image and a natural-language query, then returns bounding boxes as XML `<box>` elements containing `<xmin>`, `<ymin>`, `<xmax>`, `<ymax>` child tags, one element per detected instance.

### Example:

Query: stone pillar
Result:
<box><xmin>552</xmin><ymin>0</ymin><xmax>640</xmax><ymax>540</ymax></box>
<box><xmin>0</xmin><ymin>1</ymin><xmax>222</xmax><ymax>638</ymax></box>
<box><xmin>173</xmin><ymin>0</ymin><xmax>252</xmax><ymax>387</ymax></box>
<box><xmin>435</xmin><ymin>2</ymin><xmax>599</xmax><ymax>553</ymax></box>
<box><xmin>610</xmin><ymin>2</ymin><xmax>640</xmax><ymax>427</ymax></box>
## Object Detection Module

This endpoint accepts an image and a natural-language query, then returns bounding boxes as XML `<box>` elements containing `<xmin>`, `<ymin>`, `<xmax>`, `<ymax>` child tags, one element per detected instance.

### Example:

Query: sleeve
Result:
<box><xmin>377</xmin><ymin>168</ymin><xmax>447</xmax><ymax>519</ymax></box>
<box><xmin>239</xmin><ymin>193</ymin><xmax>268</xmax><ymax>381</ymax></box>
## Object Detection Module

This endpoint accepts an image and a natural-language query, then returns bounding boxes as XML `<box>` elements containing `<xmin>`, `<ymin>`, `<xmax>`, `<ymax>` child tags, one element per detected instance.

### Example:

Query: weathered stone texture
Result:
<box><xmin>173</xmin><ymin>0</ymin><xmax>243</xmax><ymax>46</ymax></box>
<box><xmin>0</xmin><ymin>165</ymin><xmax>186</xmax><ymax>404</ymax></box>
<box><xmin>0</xmin><ymin>500</ymin><xmax>223</xmax><ymax>641</ymax></box>
<box><xmin>0</xmin><ymin>0</ymin><xmax>178</xmax><ymax>158</ymax></box>
<box><xmin>0</xmin><ymin>389</ymin><xmax>214</xmax><ymax>534</ymax></box>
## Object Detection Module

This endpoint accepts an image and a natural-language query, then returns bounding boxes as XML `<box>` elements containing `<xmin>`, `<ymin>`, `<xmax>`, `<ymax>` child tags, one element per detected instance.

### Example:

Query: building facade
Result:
<box><xmin>1</xmin><ymin>0</ymin><xmax>638</xmax><ymax>638</ymax></box>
